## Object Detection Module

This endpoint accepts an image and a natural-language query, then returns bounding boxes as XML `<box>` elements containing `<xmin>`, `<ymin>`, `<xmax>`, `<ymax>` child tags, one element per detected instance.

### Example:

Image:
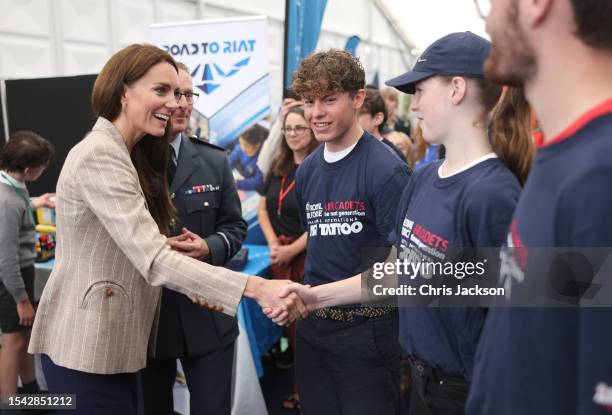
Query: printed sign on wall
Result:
<box><xmin>150</xmin><ymin>16</ymin><xmax>271</xmax><ymax>220</ymax></box>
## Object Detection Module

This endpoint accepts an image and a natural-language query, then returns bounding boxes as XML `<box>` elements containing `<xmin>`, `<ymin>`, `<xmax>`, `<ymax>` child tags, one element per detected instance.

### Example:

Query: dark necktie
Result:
<box><xmin>167</xmin><ymin>145</ymin><xmax>177</xmax><ymax>185</ymax></box>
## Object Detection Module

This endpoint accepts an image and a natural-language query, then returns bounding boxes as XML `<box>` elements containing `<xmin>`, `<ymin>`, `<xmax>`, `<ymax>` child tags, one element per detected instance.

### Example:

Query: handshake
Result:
<box><xmin>191</xmin><ymin>278</ymin><xmax>318</xmax><ymax>326</ymax></box>
<box><xmin>167</xmin><ymin>228</ymin><xmax>322</xmax><ymax>326</ymax></box>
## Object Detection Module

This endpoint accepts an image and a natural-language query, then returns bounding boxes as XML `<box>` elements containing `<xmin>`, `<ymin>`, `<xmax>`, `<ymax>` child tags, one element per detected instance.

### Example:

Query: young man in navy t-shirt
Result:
<box><xmin>467</xmin><ymin>1</ymin><xmax>612</xmax><ymax>414</ymax></box>
<box><xmin>358</xmin><ymin>87</ymin><xmax>408</xmax><ymax>163</ymax></box>
<box><xmin>291</xmin><ymin>49</ymin><xmax>411</xmax><ymax>414</ymax></box>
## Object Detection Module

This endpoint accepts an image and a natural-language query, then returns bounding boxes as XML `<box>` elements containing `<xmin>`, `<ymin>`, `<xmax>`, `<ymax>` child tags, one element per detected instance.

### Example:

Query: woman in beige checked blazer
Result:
<box><xmin>27</xmin><ymin>44</ymin><xmax>306</xmax><ymax>414</ymax></box>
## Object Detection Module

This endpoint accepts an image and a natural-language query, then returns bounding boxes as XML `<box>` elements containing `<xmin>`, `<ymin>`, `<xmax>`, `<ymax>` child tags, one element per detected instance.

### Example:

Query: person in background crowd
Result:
<box><xmin>228</xmin><ymin>124</ymin><xmax>267</xmax><ymax>192</ymax></box>
<box><xmin>467</xmin><ymin>0</ymin><xmax>612</xmax><ymax>413</ymax></box>
<box><xmin>412</xmin><ymin>126</ymin><xmax>443</xmax><ymax>170</ymax></box>
<box><xmin>257</xmin><ymin>96</ymin><xmax>304</xmax><ymax>178</ymax></box>
<box><xmin>140</xmin><ymin>62</ymin><xmax>247</xmax><ymax>415</ymax></box>
<box><xmin>411</xmin><ymin>127</ymin><xmax>428</xmax><ymax>166</ymax></box>
<box><xmin>257</xmin><ymin>105</ymin><xmax>319</xmax><ymax>412</ymax></box>
<box><xmin>288</xmin><ymin>49</ymin><xmax>411</xmax><ymax>415</ymax></box>
<box><xmin>270</xmin><ymin>32</ymin><xmax>534</xmax><ymax>415</ymax></box>
<box><xmin>27</xmin><ymin>43</ymin><xmax>306</xmax><ymax>415</ymax></box>
<box><xmin>358</xmin><ymin>88</ymin><xmax>408</xmax><ymax>163</ymax></box>
<box><xmin>385</xmin><ymin>131</ymin><xmax>414</xmax><ymax>168</ymax></box>
<box><xmin>0</xmin><ymin>131</ymin><xmax>55</xmax><ymax>403</ymax></box>
<box><xmin>381</xmin><ymin>87</ymin><xmax>411</xmax><ymax>135</ymax></box>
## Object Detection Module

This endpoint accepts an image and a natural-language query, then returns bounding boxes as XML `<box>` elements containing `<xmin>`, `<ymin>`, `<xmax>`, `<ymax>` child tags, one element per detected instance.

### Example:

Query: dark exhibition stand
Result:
<box><xmin>0</xmin><ymin>92</ymin><xmax>5</xmax><ymax>144</ymax></box>
<box><xmin>3</xmin><ymin>74</ymin><xmax>97</xmax><ymax>195</ymax></box>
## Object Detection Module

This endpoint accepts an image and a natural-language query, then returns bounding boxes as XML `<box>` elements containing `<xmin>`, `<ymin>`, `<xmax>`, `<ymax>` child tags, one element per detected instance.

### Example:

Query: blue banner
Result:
<box><xmin>284</xmin><ymin>0</ymin><xmax>328</xmax><ymax>90</ymax></box>
<box><xmin>371</xmin><ymin>71</ymin><xmax>380</xmax><ymax>89</ymax></box>
<box><xmin>344</xmin><ymin>35</ymin><xmax>361</xmax><ymax>56</ymax></box>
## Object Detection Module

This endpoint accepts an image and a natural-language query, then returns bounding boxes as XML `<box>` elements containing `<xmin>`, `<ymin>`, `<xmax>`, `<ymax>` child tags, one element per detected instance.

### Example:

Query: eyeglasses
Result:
<box><xmin>474</xmin><ymin>0</ymin><xmax>491</xmax><ymax>20</ymax></box>
<box><xmin>175</xmin><ymin>91</ymin><xmax>200</xmax><ymax>104</ymax></box>
<box><xmin>281</xmin><ymin>125</ymin><xmax>311</xmax><ymax>135</ymax></box>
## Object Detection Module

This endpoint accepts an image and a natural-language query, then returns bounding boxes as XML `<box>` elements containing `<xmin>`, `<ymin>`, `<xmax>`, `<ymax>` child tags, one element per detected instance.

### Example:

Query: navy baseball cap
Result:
<box><xmin>386</xmin><ymin>31</ymin><xmax>491</xmax><ymax>94</ymax></box>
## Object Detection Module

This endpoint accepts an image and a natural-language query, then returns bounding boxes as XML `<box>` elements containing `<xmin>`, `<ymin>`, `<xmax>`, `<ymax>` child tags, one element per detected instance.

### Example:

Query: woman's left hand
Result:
<box><xmin>270</xmin><ymin>245</ymin><xmax>297</xmax><ymax>268</ymax></box>
<box><xmin>167</xmin><ymin>228</ymin><xmax>210</xmax><ymax>260</ymax></box>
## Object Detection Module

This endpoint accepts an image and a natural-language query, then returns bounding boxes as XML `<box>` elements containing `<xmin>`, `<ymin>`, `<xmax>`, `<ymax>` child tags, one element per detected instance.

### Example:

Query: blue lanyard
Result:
<box><xmin>0</xmin><ymin>172</ymin><xmax>36</xmax><ymax>225</ymax></box>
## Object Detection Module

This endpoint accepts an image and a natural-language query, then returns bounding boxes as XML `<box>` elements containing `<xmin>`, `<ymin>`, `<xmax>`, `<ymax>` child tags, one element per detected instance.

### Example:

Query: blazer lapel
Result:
<box><xmin>170</xmin><ymin>134</ymin><xmax>200</xmax><ymax>193</ymax></box>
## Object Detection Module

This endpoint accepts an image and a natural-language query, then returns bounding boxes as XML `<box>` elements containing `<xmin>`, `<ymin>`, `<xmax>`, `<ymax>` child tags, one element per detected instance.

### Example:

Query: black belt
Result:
<box><xmin>312</xmin><ymin>306</ymin><xmax>395</xmax><ymax>322</ymax></box>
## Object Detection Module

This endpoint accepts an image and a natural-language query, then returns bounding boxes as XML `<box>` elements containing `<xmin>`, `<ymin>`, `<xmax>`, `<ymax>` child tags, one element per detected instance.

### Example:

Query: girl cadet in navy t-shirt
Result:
<box><xmin>266</xmin><ymin>32</ymin><xmax>534</xmax><ymax>415</ymax></box>
<box><xmin>385</xmin><ymin>31</ymin><xmax>534</xmax><ymax>415</ymax></box>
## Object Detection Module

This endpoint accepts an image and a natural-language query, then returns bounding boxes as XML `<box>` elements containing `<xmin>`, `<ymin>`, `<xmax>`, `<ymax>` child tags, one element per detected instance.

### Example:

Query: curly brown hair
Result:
<box><xmin>291</xmin><ymin>49</ymin><xmax>365</xmax><ymax>98</ymax></box>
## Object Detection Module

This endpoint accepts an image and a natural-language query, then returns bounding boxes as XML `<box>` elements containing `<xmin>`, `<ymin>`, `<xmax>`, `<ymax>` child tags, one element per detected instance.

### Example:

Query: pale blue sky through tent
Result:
<box><xmin>385</xmin><ymin>0</ymin><xmax>489</xmax><ymax>51</ymax></box>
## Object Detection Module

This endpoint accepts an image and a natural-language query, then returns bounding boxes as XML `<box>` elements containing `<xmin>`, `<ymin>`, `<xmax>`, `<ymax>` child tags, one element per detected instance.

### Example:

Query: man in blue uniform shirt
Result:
<box><xmin>140</xmin><ymin>62</ymin><xmax>247</xmax><ymax>415</ymax></box>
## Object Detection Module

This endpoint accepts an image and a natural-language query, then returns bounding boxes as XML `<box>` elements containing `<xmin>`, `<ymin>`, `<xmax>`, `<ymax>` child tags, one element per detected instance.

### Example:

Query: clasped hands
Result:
<box><xmin>167</xmin><ymin>227</ymin><xmax>314</xmax><ymax>325</ymax></box>
<box><xmin>189</xmin><ymin>278</ymin><xmax>315</xmax><ymax>326</ymax></box>
<box><xmin>269</xmin><ymin>243</ymin><xmax>299</xmax><ymax>268</ymax></box>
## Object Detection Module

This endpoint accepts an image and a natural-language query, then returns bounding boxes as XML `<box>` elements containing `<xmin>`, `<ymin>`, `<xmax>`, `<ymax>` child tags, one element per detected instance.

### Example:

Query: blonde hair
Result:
<box><xmin>381</xmin><ymin>87</ymin><xmax>399</xmax><ymax>102</ymax></box>
<box><xmin>386</xmin><ymin>131</ymin><xmax>414</xmax><ymax>168</ymax></box>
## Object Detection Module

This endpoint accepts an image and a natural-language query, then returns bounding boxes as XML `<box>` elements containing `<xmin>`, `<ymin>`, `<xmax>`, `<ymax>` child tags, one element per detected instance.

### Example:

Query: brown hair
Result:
<box><xmin>441</xmin><ymin>76</ymin><xmax>534</xmax><ymax>184</ymax></box>
<box><xmin>488</xmin><ymin>86</ymin><xmax>534</xmax><ymax>185</ymax></box>
<box><xmin>0</xmin><ymin>131</ymin><xmax>55</xmax><ymax>172</ymax></box>
<box><xmin>291</xmin><ymin>49</ymin><xmax>365</xmax><ymax>98</ymax></box>
<box><xmin>413</xmin><ymin>127</ymin><xmax>429</xmax><ymax>166</ymax></box>
<box><xmin>570</xmin><ymin>0</ymin><xmax>612</xmax><ymax>51</ymax></box>
<box><xmin>360</xmin><ymin>88</ymin><xmax>388</xmax><ymax>134</ymax></box>
<box><xmin>92</xmin><ymin>43</ymin><xmax>178</xmax><ymax>235</ymax></box>
<box><xmin>240</xmin><ymin>124</ymin><xmax>268</xmax><ymax>146</ymax></box>
<box><xmin>272</xmin><ymin>107</ymin><xmax>319</xmax><ymax>178</ymax></box>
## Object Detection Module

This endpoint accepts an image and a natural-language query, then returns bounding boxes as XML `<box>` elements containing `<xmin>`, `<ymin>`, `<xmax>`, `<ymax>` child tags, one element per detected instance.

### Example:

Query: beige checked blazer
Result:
<box><xmin>28</xmin><ymin>117</ymin><xmax>248</xmax><ymax>374</ymax></box>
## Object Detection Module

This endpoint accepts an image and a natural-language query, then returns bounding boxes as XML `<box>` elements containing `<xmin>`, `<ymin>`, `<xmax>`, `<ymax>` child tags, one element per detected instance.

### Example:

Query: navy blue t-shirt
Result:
<box><xmin>396</xmin><ymin>157</ymin><xmax>520</xmax><ymax>380</ymax></box>
<box><xmin>467</xmin><ymin>101</ymin><xmax>612</xmax><ymax>415</ymax></box>
<box><xmin>295</xmin><ymin>132</ymin><xmax>411</xmax><ymax>287</ymax></box>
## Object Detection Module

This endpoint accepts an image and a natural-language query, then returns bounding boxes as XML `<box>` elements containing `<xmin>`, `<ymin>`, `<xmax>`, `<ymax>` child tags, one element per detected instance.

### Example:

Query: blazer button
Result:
<box><xmin>105</xmin><ymin>287</ymin><xmax>114</xmax><ymax>298</ymax></box>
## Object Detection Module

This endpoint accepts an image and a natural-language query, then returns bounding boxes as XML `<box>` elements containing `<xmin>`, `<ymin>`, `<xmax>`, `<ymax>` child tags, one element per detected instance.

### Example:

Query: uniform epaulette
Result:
<box><xmin>189</xmin><ymin>135</ymin><xmax>226</xmax><ymax>152</ymax></box>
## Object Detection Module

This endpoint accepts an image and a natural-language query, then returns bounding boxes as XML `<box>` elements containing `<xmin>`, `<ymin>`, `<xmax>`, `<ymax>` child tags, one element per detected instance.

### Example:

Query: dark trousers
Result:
<box><xmin>408</xmin><ymin>359</ymin><xmax>469</xmax><ymax>415</ymax></box>
<box><xmin>40</xmin><ymin>354</ymin><xmax>142</xmax><ymax>415</ymax></box>
<box><xmin>296</xmin><ymin>312</ymin><xmax>401</xmax><ymax>415</ymax></box>
<box><xmin>140</xmin><ymin>341</ymin><xmax>234</xmax><ymax>415</ymax></box>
